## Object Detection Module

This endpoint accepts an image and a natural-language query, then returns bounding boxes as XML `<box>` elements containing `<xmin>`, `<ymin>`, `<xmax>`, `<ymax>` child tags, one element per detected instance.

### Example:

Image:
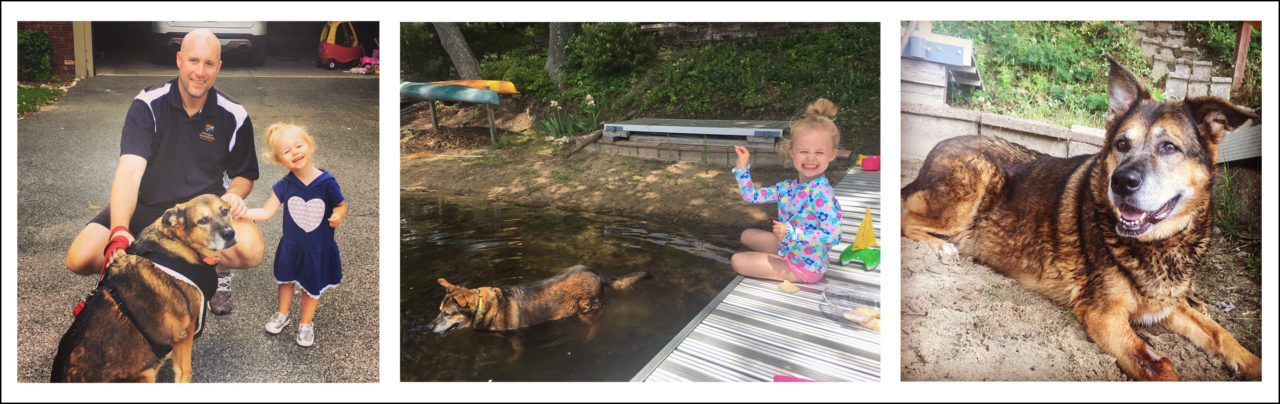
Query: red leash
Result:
<box><xmin>73</xmin><ymin>226</ymin><xmax>133</xmax><ymax>317</ymax></box>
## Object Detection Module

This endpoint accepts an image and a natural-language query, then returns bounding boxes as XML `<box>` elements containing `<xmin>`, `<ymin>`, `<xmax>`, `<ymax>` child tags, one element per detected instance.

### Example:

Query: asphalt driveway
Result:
<box><xmin>15</xmin><ymin>75</ymin><xmax>379</xmax><ymax>382</ymax></box>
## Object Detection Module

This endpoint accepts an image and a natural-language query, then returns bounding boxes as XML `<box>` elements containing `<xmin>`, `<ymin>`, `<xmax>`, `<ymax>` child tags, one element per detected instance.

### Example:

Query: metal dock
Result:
<box><xmin>632</xmin><ymin>164</ymin><xmax>881</xmax><ymax>382</ymax></box>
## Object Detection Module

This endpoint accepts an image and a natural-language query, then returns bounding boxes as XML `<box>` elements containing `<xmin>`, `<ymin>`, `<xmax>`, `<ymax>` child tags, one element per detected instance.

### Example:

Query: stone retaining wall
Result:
<box><xmin>900</xmin><ymin>102</ymin><xmax>1105</xmax><ymax>160</ymax></box>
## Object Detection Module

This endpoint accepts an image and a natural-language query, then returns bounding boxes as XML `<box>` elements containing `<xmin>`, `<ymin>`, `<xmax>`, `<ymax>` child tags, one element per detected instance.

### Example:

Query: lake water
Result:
<box><xmin>400</xmin><ymin>192</ymin><xmax>739</xmax><ymax>381</ymax></box>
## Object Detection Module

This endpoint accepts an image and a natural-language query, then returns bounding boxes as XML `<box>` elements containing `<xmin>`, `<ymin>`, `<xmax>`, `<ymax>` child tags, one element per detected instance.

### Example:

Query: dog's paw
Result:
<box><xmin>1131</xmin><ymin>345</ymin><xmax>1178</xmax><ymax>381</ymax></box>
<box><xmin>1231</xmin><ymin>354</ymin><xmax>1262</xmax><ymax>381</ymax></box>
<box><xmin>938</xmin><ymin>242</ymin><xmax>958</xmax><ymax>257</ymax></box>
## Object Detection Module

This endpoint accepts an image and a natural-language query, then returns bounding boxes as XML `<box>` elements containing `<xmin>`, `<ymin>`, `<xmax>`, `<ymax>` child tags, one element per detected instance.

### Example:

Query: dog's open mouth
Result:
<box><xmin>1115</xmin><ymin>194</ymin><xmax>1180</xmax><ymax>236</ymax></box>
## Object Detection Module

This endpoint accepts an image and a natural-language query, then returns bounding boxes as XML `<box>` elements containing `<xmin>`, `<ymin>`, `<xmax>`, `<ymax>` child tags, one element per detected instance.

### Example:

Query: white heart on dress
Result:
<box><xmin>287</xmin><ymin>196</ymin><xmax>326</xmax><ymax>233</ymax></box>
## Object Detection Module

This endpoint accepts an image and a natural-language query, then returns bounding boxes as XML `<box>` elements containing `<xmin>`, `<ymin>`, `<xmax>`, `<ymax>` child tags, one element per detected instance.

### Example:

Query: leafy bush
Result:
<box><xmin>1187</xmin><ymin>21</ymin><xmax>1262</xmax><ymax>109</ymax></box>
<box><xmin>19</xmin><ymin>29</ymin><xmax>53</xmax><ymax>83</ymax></box>
<box><xmin>932</xmin><ymin>21</ymin><xmax>1147</xmax><ymax>128</ymax></box>
<box><xmin>566</xmin><ymin>23</ymin><xmax>656</xmax><ymax>78</ymax></box>
<box><xmin>480</xmin><ymin>47</ymin><xmax>555</xmax><ymax>100</ymax></box>
<box><xmin>401</xmin><ymin>23</ymin><xmax>452</xmax><ymax>80</ymax></box>
<box><xmin>537</xmin><ymin>97</ymin><xmax>600</xmax><ymax>142</ymax></box>
<box><xmin>1187</xmin><ymin>21</ymin><xmax>1239</xmax><ymax>61</ymax></box>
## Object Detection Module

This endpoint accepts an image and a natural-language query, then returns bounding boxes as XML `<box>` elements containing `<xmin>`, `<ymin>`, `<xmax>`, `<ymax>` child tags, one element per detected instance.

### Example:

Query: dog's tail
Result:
<box><xmin>603</xmin><ymin>271</ymin><xmax>650</xmax><ymax>290</ymax></box>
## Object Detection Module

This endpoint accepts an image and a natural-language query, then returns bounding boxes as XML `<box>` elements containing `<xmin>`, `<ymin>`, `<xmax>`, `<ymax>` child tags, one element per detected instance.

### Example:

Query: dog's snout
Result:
<box><xmin>1111</xmin><ymin>164</ymin><xmax>1143</xmax><ymax>196</ymax></box>
<box><xmin>220</xmin><ymin>226</ymin><xmax>236</xmax><ymax>240</ymax></box>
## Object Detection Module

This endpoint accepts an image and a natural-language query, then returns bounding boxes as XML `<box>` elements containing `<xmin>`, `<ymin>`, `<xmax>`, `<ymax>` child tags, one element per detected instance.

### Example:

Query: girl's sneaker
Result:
<box><xmin>296</xmin><ymin>323</ymin><xmax>315</xmax><ymax>347</ymax></box>
<box><xmin>265</xmin><ymin>312</ymin><xmax>289</xmax><ymax>334</ymax></box>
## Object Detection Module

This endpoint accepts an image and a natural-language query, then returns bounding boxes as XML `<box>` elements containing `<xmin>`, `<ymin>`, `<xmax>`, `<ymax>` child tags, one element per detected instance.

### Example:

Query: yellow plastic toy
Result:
<box><xmin>839</xmin><ymin>207</ymin><xmax>879</xmax><ymax>270</ymax></box>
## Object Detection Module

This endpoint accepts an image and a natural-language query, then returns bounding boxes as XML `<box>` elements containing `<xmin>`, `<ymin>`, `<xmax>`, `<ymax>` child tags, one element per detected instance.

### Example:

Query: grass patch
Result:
<box><xmin>1211</xmin><ymin>165</ymin><xmax>1244</xmax><ymax>237</ymax></box>
<box><xmin>18</xmin><ymin>85</ymin><xmax>64</xmax><ymax>117</ymax></box>
<box><xmin>983</xmin><ymin>280</ymin><xmax>1003</xmax><ymax>300</ymax></box>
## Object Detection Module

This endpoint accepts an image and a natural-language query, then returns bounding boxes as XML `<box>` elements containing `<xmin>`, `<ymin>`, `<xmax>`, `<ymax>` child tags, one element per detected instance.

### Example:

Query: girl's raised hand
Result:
<box><xmin>734</xmin><ymin>146</ymin><xmax>751</xmax><ymax>170</ymax></box>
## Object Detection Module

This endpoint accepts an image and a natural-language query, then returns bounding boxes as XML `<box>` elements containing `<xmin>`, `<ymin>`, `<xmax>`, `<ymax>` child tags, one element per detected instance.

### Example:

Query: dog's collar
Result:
<box><xmin>474</xmin><ymin>289</ymin><xmax>485</xmax><ymax>323</ymax></box>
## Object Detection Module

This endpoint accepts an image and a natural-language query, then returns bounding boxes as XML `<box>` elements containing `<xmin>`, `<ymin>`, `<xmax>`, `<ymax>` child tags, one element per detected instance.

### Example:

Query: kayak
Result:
<box><xmin>399</xmin><ymin>81</ymin><xmax>499</xmax><ymax>105</ymax></box>
<box><xmin>431</xmin><ymin>79</ymin><xmax>518</xmax><ymax>95</ymax></box>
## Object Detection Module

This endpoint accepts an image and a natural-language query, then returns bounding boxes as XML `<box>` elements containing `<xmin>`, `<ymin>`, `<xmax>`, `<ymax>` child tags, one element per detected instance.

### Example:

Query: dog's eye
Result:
<box><xmin>1158</xmin><ymin>141</ymin><xmax>1179</xmax><ymax>154</ymax></box>
<box><xmin>198</xmin><ymin>217</ymin><xmax>210</xmax><ymax>225</ymax></box>
<box><xmin>1116</xmin><ymin>139</ymin><xmax>1130</xmax><ymax>152</ymax></box>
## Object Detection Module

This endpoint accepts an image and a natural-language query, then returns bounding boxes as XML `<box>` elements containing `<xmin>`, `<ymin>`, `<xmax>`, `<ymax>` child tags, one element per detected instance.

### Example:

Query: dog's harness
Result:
<box><xmin>474</xmin><ymin>289</ymin><xmax>486</xmax><ymax>324</ymax></box>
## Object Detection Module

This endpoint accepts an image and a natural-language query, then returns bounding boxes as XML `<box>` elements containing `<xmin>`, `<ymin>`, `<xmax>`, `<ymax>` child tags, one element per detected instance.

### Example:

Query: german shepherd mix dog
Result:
<box><xmin>902</xmin><ymin>57</ymin><xmax>1260</xmax><ymax>381</ymax></box>
<box><xmin>51</xmin><ymin>194</ymin><xmax>237</xmax><ymax>382</ymax></box>
<box><xmin>428</xmin><ymin>265</ymin><xmax>648</xmax><ymax>357</ymax></box>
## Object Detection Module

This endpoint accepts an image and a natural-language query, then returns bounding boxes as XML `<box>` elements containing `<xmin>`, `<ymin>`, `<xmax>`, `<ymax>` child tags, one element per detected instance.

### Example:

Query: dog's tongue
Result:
<box><xmin>1120</xmin><ymin>204</ymin><xmax>1146</xmax><ymax>222</ymax></box>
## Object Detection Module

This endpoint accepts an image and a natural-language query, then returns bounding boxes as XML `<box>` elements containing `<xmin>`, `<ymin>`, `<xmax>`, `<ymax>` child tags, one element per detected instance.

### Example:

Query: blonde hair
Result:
<box><xmin>261</xmin><ymin>123</ymin><xmax>318</xmax><ymax>166</ymax></box>
<box><xmin>777</xmin><ymin>98</ymin><xmax>840</xmax><ymax>159</ymax></box>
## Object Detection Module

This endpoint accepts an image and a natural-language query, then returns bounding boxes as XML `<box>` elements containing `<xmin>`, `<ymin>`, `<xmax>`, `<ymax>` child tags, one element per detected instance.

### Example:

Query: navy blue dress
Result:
<box><xmin>272</xmin><ymin>170</ymin><xmax>345</xmax><ymax>298</ymax></box>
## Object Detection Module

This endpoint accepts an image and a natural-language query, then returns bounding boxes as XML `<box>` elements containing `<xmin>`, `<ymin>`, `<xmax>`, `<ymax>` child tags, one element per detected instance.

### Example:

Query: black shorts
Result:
<box><xmin>88</xmin><ymin>203</ymin><xmax>167</xmax><ymax>235</ymax></box>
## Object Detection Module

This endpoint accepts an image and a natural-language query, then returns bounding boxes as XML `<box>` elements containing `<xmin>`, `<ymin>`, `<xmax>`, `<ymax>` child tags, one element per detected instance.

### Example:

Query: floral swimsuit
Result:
<box><xmin>733</xmin><ymin>166</ymin><xmax>842</xmax><ymax>283</ymax></box>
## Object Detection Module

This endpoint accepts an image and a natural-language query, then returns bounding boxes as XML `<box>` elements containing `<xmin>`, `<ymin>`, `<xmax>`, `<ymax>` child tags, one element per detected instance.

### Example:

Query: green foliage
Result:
<box><xmin>400</xmin><ymin>22</ymin><xmax>452</xmax><ymax>80</ymax></box>
<box><xmin>1187</xmin><ymin>21</ymin><xmax>1238</xmax><ymax>61</ymax></box>
<box><xmin>1187</xmin><ymin>21</ymin><xmax>1262</xmax><ymax>109</ymax></box>
<box><xmin>1212</xmin><ymin>165</ymin><xmax>1244</xmax><ymax>238</ymax></box>
<box><xmin>416</xmin><ymin>23</ymin><xmax>881</xmax><ymax>155</ymax></box>
<box><xmin>537</xmin><ymin>96</ymin><xmax>600</xmax><ymax>142</ymax></box>
<box><xmin>480</xmin><ymin>47</ymin><xmax>555</xmax><ymax>100</ymax></box>
<box><xmin>19</xmin><ymin>29</ymin><xmax>53</xmax><ymax>83</ymax></box>
<box><xmin>932</xmin><ymin>21</ymin><xmax>1147</xmax><ymax>128</ymax></box>
<box><xmin>17</xmin><ymin>85</ymin><xmax>64</xmax><ymax>116</ymax></box>
<box><xmin>566</xmin><ymin>23</ymin><xmax>656</xmax><ymax>78</ymax></box>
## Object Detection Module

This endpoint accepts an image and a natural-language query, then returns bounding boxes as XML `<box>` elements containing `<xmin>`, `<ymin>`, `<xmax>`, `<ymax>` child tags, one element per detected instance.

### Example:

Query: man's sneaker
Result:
<box><xmin>296</xmin><ymin>323</ymin><xmax>315</xmax><ymax>347</ymax></box>
<box><xmin>210</xmin><ymin>273</ymin><xmax>234</xmax><ymax>315</ymax></box>
<box><xmin>264</xmin><ymin>312</ymin><xmax>289</xmax><ymax>334</ymax></box>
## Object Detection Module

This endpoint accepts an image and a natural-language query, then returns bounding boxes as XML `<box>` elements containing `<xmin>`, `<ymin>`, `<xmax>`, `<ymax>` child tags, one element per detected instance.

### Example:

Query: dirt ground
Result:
<box><xmin>400</xmin><ymin>99</ymin><xmax>849</xmax><ymax>232</ymax></box>
<box><xmin>899</xmin><ymin>157</ymin><xmax>1263</xmax><ymax>381</ymax></box>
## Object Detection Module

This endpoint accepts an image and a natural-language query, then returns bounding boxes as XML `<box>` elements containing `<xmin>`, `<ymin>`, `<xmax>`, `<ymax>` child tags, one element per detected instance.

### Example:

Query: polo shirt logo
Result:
<box><xmin>199</xmin><ymin>123</ymin><xmax>216</xmax><ymax>142</ymax></box>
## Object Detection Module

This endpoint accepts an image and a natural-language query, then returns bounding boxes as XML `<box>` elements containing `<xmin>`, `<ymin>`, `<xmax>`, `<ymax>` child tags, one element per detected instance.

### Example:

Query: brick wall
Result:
<box><xmin>639</xmin><ymin>23</ymin><xmax>841</xmax><ymax>45</ymax></box>
<box><xmin>17</xmin><ymin>21</ymin><xmax>77</xmax><ymax>79</ymax></box>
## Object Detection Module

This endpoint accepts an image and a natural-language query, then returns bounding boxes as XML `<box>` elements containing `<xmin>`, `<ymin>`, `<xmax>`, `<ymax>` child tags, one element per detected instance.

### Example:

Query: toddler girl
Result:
<box><xmin>730</xmin><ymin>98</ymin><xmax>842</xmax><ymax>283</ymax></box>
<box><xmin>244</xmin><ymin>123</ymin><xmax>347</xmax><ymax>347</ymax></box>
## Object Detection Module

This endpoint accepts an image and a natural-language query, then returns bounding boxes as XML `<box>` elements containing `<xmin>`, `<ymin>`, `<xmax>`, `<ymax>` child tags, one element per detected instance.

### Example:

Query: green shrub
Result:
<box><xmin>932</xmin><ymin>21</ymin><xmax>1147</xmax><ymax>128</ymax></box>
<box><xmin>401</xmin><ymin>22</ymin><xmax>452</xmax><ymax>80</ymax></box>
<box><xmin>480</xmin><ymin>48</ymin><xmax>555</xmax><ymax>100</ymax></box>
<box><xmin>19</xmin><ymin>29</ymin><xmax>53</xmax><ymax>83</ymax></box>
<box><xmin>566</xmin><ymin>23</ymin><xmax>656</xmax><ymax>77</ymax></box>
<box><xmin>1187</xmin><ymin>21</ymin><xmax>1239</xmax><ymax>61</ymax></box>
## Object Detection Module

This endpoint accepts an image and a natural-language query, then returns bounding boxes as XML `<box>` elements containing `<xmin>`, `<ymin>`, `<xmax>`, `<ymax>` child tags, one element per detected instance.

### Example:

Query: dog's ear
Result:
<box><xmin>161</xmin><ymin>206</ymin><xmax>187</xmax><ymax>230</ymax></box>
<box><xmin>438</xmin><ymin>278</ymin><xmax>461</xmax><ymax>292</ymax></box>
<box><xmin>1184</xmin><ymin>97</ymin><xmax>1257</xmax><ymax>148</ymax></box>
<box><xmin>1106</xmin><ymin>55</ymin><xmax>1151</xmax><ymax>130</ymax></box>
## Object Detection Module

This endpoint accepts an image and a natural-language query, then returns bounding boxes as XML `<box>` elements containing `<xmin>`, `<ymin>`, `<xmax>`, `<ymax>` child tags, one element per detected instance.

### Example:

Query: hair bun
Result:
<box><xmin>803</xmin><ymin>98</ymin><xmax>837</xmax><ymax>120</ymax></box>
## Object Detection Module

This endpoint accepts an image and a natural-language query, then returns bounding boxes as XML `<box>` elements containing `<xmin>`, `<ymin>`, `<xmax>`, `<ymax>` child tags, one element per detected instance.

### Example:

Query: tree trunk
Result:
<box><xmin>433</xmin><ymin>22</ymin><xmax>482</xmax><ymax>79</ymax></box>
<box><xmin>545</xmin><ymin>23</ymin><xmax>577</xmax><ymax>88</ymax></box>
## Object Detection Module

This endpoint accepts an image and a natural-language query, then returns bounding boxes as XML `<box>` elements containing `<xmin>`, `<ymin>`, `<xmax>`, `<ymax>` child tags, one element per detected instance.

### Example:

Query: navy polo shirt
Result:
<box><xmin>121</xmin><ymin>78</ymin><xmax>259</xmax><ymax>209</ymax></box>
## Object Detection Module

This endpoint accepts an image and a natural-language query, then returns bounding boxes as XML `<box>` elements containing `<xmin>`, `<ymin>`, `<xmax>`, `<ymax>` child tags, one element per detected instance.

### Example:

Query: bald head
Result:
<box><xmin>180</xmin><ymin>29</ymin><xmax>222</xmax><ymax>61</ymax></box>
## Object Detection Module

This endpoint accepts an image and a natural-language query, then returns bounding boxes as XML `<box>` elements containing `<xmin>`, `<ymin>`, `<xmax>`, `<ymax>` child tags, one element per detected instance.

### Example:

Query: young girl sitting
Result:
<box><xmin>730</xmin><ymin>98</ymin><xmax>843</xmax><ymax>284</ymax></box>
<box><xmin>243</xmin><ymin>123</ymin><xmax>347</xmax><ymax>347</ymax></box>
